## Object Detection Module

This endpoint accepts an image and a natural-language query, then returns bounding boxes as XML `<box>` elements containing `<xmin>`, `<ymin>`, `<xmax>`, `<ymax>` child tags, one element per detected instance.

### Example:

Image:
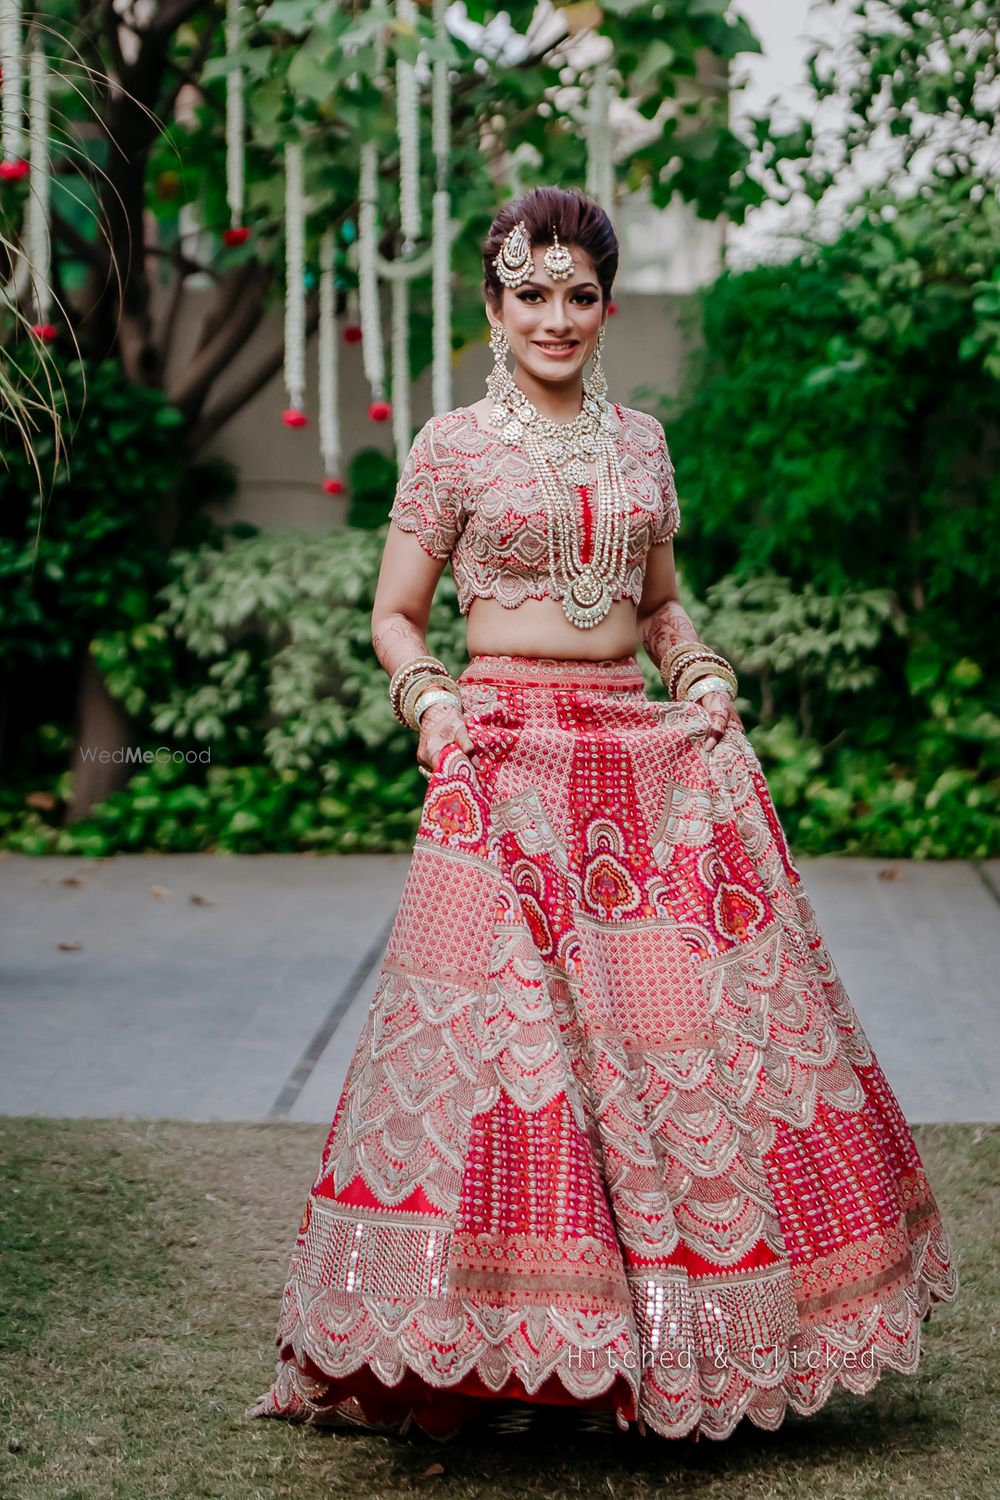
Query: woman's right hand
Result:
<box><xmin>417</xmin><ymin>698</ymin><xmax>480</xmax><ymax>774</ymax></box>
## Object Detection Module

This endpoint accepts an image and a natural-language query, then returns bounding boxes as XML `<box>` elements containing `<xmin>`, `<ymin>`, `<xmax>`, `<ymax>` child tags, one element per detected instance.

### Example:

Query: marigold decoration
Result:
<box><xmin>0</xmin><ymin>0</ymin><xmax>23</xmax><ymax>161</ymax></box>
<box><xmin>283</xmin><ymin>140</ymin><xmax>307</xmax><ymax>421</ymax></box>
<box><xmin>318</xmin><ymin>227</ymin><xmax>343</xmax><ymax>493</ymax></box>
<box><xmin>224</xmin><ymin>0</ymin><xmax>246</xmax><ymax>240</ymax></box>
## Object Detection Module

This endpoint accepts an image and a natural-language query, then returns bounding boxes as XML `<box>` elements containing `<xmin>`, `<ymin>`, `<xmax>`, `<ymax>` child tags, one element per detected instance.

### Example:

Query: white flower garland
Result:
<box><xmin>391</xmin><ymin>272</ymin><xmax>410</xmax><ymax>470</ymax></box>
<box><xmin>358</xmin><ymin>139</ymin><xmax>385</xmax><ymax>398</ymax></box>
<box><xmin>585</xmin><ymin>57</ymin><xmax>613</xmax><ymax>214</ymax></box>
<box><xmin>318</xmin><ymin>227</ymin><xmax>340</xmax><ymax>480</ymax></box>
<box><xmin>431</xmin><ymin>0</ymin><xmax>451</xmax><ymax>414</ymax></box>
<box><xmin>395</xmin><ymin>0</ymin><xmax>420</xmax><ymax>247</ymax></box>
<box><xmin>0</xmin><ymin>0</ymin><xmax>23</xmax><ymax>161</ymax></box>
<box><xmin>225</xmin><ymin>0</ymin><xmax>244</xmax><ymax>228</ymax></box>
<box><xmin>283</xmin><ymin>141</ymin><xmax>306</xmax><ymax>411</ymax></box>
<box><xmin>26</xmin><ymin>38</ymin><xmax>49</xmax><ymax>318</ymax></box>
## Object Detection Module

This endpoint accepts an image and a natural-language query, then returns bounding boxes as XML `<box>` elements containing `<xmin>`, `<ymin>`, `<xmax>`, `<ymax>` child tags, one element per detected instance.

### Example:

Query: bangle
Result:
<box><xmin>389</xmin><ymin>656</ymin><xmax>449</xmax><ymax>724</ymax></box>
<box><xmin>675</xmin><ymin>659</ymin><xmax>738</xmax><ymax>701</ymax></box>
<box><xmin>413</xmin><ymin>687</ymin><xmax>461</xmax><ymax>727</ymax></box>
<box><xmin>663</xmin><ymin>646</ymin><xmax>734</xmax><ymax>698</ymax></box>
<box><xmin>402</xmin><ymin>674</ymin><xmax>460</xmax><ymax>730</ymax></box>
<box><xmin>389</xmin><ymin>654</ymin><xmax>448</xmax><ymax>701</ymax></box>
<box><xmin>686</xmin><ymin>674</ymin><xmax>734</xmax><ymax>703</ymax></box>
<box><xmin>658</xmin><ymin>641</ymin><xmax>701</xmax><ymax>680</ymax></box>
<box><xmin>669</xmin><ymin>653</ymin><xmax>735</xmax><ymax>699</ymax></box>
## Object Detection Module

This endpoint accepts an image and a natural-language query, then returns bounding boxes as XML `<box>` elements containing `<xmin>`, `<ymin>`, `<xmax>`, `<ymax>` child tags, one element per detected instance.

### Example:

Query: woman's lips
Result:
<box><xmin>533</xmin><ymin>341</ymin><xmax>579</xmax><ymax>359</ymax></box>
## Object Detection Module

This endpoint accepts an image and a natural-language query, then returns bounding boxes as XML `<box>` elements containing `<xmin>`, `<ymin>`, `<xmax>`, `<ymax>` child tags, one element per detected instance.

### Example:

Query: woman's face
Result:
<box><xmin>487</xmin><ymin>243</ymin><xmax>606</xmax><ymax>387</ymax></box>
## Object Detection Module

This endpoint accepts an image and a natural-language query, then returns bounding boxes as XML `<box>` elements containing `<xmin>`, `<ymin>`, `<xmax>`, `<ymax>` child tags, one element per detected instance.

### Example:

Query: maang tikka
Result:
<box><xmin>493</xmin><ymin>220</ymin><xmax>581</xmax><ymax>289</ymax></box>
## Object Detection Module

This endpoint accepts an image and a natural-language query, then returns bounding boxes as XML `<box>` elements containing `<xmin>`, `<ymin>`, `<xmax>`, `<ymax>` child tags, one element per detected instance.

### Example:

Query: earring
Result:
<box><xmin>486</xmin><ymin>321</ymin><xmax>514</xmax><ymax>404</ymax></box>
<box><xmin>488</xmin><ymin>322</ymin><xmax>511</xmax><ymax>364</ymax></box>
<box><xmin>584</xmin><ymin>324</ymin><xmax>608</xmax><ymax>401</ymax></box>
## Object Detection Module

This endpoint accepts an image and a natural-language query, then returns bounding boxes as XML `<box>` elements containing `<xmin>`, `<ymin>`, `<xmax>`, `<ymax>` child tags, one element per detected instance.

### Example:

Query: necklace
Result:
<box><xmin>485</xmin><ymin>366</ymin><xmax>631</xmax><ymax>628</ymax></box>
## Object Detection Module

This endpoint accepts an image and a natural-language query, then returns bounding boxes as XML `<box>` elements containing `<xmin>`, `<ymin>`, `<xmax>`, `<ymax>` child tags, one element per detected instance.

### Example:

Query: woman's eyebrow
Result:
<box><xmin>521</xmin><ymin>279</ymin><xmax>600</xmax><ymax>290</ymax></box>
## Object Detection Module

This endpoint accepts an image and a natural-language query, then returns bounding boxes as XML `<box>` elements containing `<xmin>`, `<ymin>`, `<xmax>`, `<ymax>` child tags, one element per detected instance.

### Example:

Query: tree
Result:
<box><xmin>1</xmin><ymin>0</ymin><xmax>769</xmax><ymax>815</ymax></box>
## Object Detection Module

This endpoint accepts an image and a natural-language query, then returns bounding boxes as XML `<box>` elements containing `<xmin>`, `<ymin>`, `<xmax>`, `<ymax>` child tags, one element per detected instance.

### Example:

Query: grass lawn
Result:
<box><xmin>0</xmin><ymin>1117</ymin><xmax>995</xmax><ymax>1500</ymax></box>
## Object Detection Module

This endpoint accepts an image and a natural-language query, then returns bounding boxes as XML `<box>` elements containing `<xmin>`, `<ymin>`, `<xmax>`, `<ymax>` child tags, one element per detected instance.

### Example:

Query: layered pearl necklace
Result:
<box><xmin>486</xmin><ymin>368</ymin><xmax>632</xmax><ymax>629</ymax></box>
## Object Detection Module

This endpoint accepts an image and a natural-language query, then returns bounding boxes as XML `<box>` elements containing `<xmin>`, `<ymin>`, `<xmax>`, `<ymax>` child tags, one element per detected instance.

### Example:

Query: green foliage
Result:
<box><xmin>0</xmin><ymin>360</ymin><xmax>236</xmax><ymax>794</ymax></box>
<box><xmin>640</xmin><ymin>178</ymin><xmax>1000</xmax><ymax>858</ymax></box>
<box><xmin>747</xmin><ymin>0</ymin><xmax>998</xmax><ymax>205</ymax></box>
<box><xmin>2</xmin><ymin>524</ymin><xmax>465</xmax><ymax>855</ymax></box>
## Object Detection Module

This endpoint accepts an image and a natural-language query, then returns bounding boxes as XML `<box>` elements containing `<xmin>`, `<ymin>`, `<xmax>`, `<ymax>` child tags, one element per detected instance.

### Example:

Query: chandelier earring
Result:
<box><xmin>584</xmin><ymin>324</ymin><xmax>608</xmax><ymax>401</ymax></box>
<box><xmin>486</xmin><ymin>321</ymin><xmax>514</xmax><ymax>405</ymax></box>
<box><xmin>488</xmin><ymin>321</ymin><xmax>511</xmax><ymax>365</ymax></box>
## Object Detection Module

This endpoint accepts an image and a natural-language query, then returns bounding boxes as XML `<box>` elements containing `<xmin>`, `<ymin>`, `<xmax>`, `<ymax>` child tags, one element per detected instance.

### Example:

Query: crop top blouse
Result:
<box><xmin>387</xmin><ymin>402</ymin><xmax>680</xmax><ymax>615</ymax></box>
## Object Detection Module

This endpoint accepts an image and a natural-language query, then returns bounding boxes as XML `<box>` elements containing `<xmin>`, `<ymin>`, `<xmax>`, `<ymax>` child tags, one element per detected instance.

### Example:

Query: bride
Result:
<box><xmin>246</xmin><ymin>184</ymin><xmax>958</xmax><ymax>1443</ymax></box>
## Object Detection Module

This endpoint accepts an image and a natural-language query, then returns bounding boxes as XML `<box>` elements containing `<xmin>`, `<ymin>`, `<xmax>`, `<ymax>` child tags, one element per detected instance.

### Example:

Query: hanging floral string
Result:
<box><xmin>395</xmin><ymin>0</ymin><xmax>421</xmax><ymax>249</ymax></box>
<box><xmin>25</xmin><ymin>37</ymin><xmax>49</xmax><ymax>325</ymax></box>
<box><xmin>390</xmin><ymin>273</ymin><xmax>410</xmax><ymax>470</ymax></box>
<box><xmin>223</xmin><ymin>0</ymin><xmax>248</xmax><ymax>244</ymax></box>
<box><xmin>282</xmin><ymin>141</ymin><xmax>307</xmax><ymax>424</ymax></box>
<box><xmin>0</xmin><ymin>0</ymin><xmax>24</xmax><ymax>164</ymax></box>
<box><xmin>358</xmin><ymin>140</ymin><xmax>387</xmax><ymax>409</ymax></box>
<box><xmin>318</xmin><ymin>227</ymin><xmax>343</xmax><ymax>492</ymax></box>
<box><xmin>585</xmin><ymin>56</ymin><xmax>613</xmax><ymax>215</ymax></box>
<box><xmin>431</xmin><ymin>0</ymin><xmax>451</xmax><ymax>414</ymax></box>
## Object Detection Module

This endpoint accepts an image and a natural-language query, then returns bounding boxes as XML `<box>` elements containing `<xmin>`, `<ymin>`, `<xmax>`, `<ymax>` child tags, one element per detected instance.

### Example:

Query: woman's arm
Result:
<box><xmin>636</xmin><ymin>540</ymin><xmax>744</xmax><ymax>747</ymax></box>
<box><xmin>635</xmin><ymin>538</ymin><xmax>702</xmax><ymax>664</ymax></box>
<box><xmin>370</xmin><ymin>526</ymin><xmax>480</xmax><ymax>772</ymax></box>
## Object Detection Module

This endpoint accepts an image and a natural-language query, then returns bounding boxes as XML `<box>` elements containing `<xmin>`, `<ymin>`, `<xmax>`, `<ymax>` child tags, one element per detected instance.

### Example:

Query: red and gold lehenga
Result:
<box><xmin>246</xmin><ymin>650</ymin><xmax>959</xmax><ymax>1443</ymax></box>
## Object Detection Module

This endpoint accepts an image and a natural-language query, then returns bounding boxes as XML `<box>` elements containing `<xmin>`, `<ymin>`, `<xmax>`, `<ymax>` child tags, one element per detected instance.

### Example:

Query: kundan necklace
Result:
<box><xmin>486</xmin><ymin>363</ymin><xmax>631</xmax><ymax>629</ymax></box>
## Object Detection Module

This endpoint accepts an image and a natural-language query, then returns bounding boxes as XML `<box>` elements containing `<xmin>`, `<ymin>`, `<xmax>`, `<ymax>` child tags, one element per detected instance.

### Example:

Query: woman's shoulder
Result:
<box><xmin>614</xmin><ymin>403</ymin><xmax>667</xmax><ymax>445</ymax></box>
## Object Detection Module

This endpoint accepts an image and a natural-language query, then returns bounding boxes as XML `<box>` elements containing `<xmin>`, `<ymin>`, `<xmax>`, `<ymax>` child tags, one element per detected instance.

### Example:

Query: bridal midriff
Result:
<box><xmin>464</xmin><ymin>594</ymin><xmax>640</xmax><ymax>662</ymax></box>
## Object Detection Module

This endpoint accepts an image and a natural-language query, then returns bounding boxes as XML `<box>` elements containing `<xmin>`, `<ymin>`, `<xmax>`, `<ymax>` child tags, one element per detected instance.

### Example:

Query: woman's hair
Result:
<box><xmin>482</xmin><ymin>186</ymin><xmax>619</xmax><ymax>309</ymax></box>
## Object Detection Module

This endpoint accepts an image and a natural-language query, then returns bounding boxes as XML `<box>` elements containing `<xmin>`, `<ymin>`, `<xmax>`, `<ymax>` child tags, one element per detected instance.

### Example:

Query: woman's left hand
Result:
<box><xmin>697</xmin><ymin>689</ymin><xmax>745</xmax><ymax>751</ymax></box>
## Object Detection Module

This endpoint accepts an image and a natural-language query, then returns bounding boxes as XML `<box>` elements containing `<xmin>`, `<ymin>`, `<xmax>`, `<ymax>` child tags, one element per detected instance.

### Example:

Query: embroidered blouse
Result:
<box><xmin>387</xmin><ymin>402</ymin><xmax>680</xmax><ymax>615</ymax></box>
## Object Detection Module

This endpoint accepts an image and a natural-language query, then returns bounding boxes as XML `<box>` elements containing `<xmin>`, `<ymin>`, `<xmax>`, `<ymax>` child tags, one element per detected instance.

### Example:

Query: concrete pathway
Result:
<box><xmin>1</xmin><ymin>853</ymin><xmax>998</xmax><ymax>1125</ymax></box>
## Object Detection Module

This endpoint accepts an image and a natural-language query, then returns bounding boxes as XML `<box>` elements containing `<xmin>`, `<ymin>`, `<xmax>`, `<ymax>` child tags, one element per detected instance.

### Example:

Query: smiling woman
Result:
<box><xmin>246</xmin><ymin>186</ymin><xmax>959</xmax><ymax>1445</ymax></box>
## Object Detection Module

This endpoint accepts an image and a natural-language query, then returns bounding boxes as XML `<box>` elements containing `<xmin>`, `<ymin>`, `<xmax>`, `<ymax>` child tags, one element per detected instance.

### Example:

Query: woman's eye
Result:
<box><xmin>516</xmin><ymin>292</ymin><xmax>598</xmax><ymax>304</ymax></box>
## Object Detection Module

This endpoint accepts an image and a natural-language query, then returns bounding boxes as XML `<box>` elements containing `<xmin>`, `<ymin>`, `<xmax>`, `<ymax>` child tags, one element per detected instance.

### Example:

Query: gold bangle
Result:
<box><xmin>668</xmin><ymin>651</ymin><xmax>729</xmax><ymax>698</ymax></box>
<box><xmin>389</xmin><ymin>655</ymin><xmax>447</xmax><ymax>706</ymax></box>
<box><xmin>402</xmin><ymin>676</ymin><xmax>460</xmax><ymax>731</ymax></box>
<box><xmin>658</xmin><ymin>641</ymin><xmax>700</xmax><ymax>678</ymax></box>
<box><xmin>675</xmin><ymin>660</ymin><xmax>738</xmax><ymax>701</ymax></box>
<box><xmin>389</xmin><ymin>657</ymin><xmax>449</xmax><ymax>724</ymax></box>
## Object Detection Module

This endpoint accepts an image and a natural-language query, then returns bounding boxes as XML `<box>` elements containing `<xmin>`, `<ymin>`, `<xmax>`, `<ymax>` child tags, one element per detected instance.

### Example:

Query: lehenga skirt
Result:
<box><xmin>246</xmin><ymin>651</ymin><xmax>959</xmax><ymax>1442</ymax></box>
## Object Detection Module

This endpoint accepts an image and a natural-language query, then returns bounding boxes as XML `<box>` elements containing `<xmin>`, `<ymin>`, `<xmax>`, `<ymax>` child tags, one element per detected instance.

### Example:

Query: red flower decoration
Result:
<box><xmin>607</xmin><ymin>301</ymin><xmax>618</xmax><ymax>315</ymax></box>
<box><xmin>282</xmin><ymin>408</ymin><xmax>309</xmax><ymax>428</ymax></box>
<box><xmin>323</xmin><ymin>478</ymin><xmax>345</xmax><ymax>495</ymax></box>
<box><xmin>343</xmin><ymin>325</ymin><xmax>363</xmax><ymax>344</ymax></box>
<box><xmin>368</xmin><ymin>400</ymin><xmax>391</xmax><ymax>422</ymax></box>
<box><xmin>0</xmin><ymin>158</ymin><xmax>30</xmax><ymax>182</ymax></box>
<box><xmin>30</xmin><ymin>323</ymin><xmax>57</xmax><ymax>342</ymax></box>
<box><xmin>223</xmin><ymin>226</ymin><xmax>250</xmax><ymax>247</ymax></box>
